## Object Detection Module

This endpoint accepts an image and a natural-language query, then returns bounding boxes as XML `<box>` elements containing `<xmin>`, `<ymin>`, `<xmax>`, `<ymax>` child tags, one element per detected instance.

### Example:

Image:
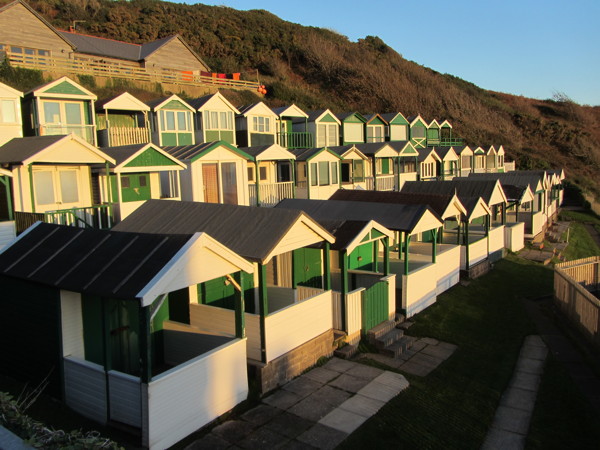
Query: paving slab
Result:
<box><xmin>284</xmin><ymin>440</ymin><xmax>319</xmax><ymax>450</ymax></box>
<box><xmin>240</xmin><ymin>404</ymin><xmax>283</xmax><ymax>426</ymax></box>
<box><xmin>319</xmin><ymin>407</ymin><xmax>368</xmax><ymax>434</ymax></box>
<box><xmin>399</xmin><ymin>360</ymin><xmax>435</xmax><ymax>377</ymax></box>
<box><xmin>359</xmin><ymin>353</ymin><xmax>402</xmax><ymax>369</ymax></box>
<box><xmin>283</xmin><ymin>376</ymin><xmax>324</xmax><ymax>398</ymax></box>
<box><xmin>328</xmin><ymin>373</ymin><xmax>372</xmax><ymax>393</ymax></box>
<box><xmin>420</xmin><ymin>337</ymin><xmax>439</xmax><ymax>345</ymax></box>
<box><xmin>499</xmin><ymin>387</ymin><xmax>538</xmax><ymax>413</ymax></box>
<box><xmin>510</xmin><ymin>371</ymin><xmax>541</xmax><ymax>392</ymax></box>
<box><xmin>481</xmin><ymin>427</ymin><xmax>526</xmax><ymax>450</ymax></box>
<box><xmin>296</xmin><ymin>423</ymin><xmax>349</xmax><ymax>450</ymax></box>
<box><xmin>514</xmin><ymin>357</ymin><xmax>545</xmax><ymax>375</ymax></box>
<box><xmin>524</xmin><ymin>335</ymin><xmax>546</xmax><ymax>348</ymax></box>
<box><xmin>345</xmin><ymin>363</ymin><xmax>385</xmax><ymax>380</ymax></box>
<box><xmin>301</xmin><ymin>367</ymin><xmax>340</xmax><ymax>384</ymax></box>
<box><xmin>420</xmin><ymin>343</ymin><xmax>456</xmax><ymax>360</ymax></box>
<box><xmin>238</xmin><ymin>427</ymin><xmax>288</xmax><ymax>449</ymax></box>
<box><xmin>492</xmin><ymin>405</ymin><xmax>531</xmax><ymax>435</ymax></box>
<box><xmin>519</xmin><ymin>345</ymin><xmax>548</xmax><ymax>361</ymax></box>
<box><xmin>312</xmin><ymin>385</ymin><xmax>352</xmax><ymax>407</ymax></box>
<box><xmin>263</xmin><ymin>389</ymin><xmax>304</xmax><ymax>410</ymax></box>
<box><xmin>264</xmin><ymin>411</ymin><xmax>314</xmax><ymax>438</ymax></box>
<box><xmin>407</xmin><ymin>352</ymin><xmax>445</xmax><ymax>369</ymax></box>
<box><xmin>437</xmin><ymin>341</ymin><xmax>458</xmax><ymax>351</ymax></box>
<box><xmin>184</xmin><ymin>433</ymin><xmax>231</xmax><ymax>450</ymax></box>
<box><xmin>338</xmin><ymin>394</ymin><xmax>385</xmax><ymax>417</ymax></box>
<box><xmin>373</xmin><ymin>371</ymin><xmax>410</xmax><ymax>391</ymax></box>
<box><xmin>322</xmin><ymin>358</ymin><xmax>356</xmax><ymax>373</ymax></box>
<box><xmin>288</xmin><ymin>393</ymin><xmax>338</xmax><ymax>422</ymax></box>
<box><xmin>211</xmin><ymin>420</ymin><xmax>256</xmax><ymax>443</ymax></box>
<box><xmin>357</xmin><ymin>380</ymin><xmax>402</xmax><ymax>403</ymax></box>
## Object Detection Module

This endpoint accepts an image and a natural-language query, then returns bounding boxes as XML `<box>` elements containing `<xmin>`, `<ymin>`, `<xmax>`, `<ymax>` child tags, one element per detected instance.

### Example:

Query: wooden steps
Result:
<box><xmin>366</xmin><ymin>318</ymin><xmax>414</xmax><ymax>359</ymax></box>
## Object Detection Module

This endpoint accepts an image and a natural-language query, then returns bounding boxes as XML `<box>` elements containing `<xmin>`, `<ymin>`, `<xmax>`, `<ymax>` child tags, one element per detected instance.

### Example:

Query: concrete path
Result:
<box><xmin>481</xmin><ymin>336</ymin><xmax>548</xmax><ymax>450</ymax></box>
<box><xmin>186</xmin><ymin>358</ymin><xmax>409</xmax><ymax>450</ymax></box>
<box><xmin>359</xmin><ymin>337</ymin><xmax>458</xmax><ymax>376</ymax></box>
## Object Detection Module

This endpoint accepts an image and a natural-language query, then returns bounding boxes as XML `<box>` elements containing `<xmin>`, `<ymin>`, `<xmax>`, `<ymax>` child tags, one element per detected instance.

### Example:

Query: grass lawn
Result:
<box><xmin>558</xmin><ymin>209</ymin><xmax>600</xmax><ymax>260</ymax></box>
<box><xmin>341</xmin><ymin>254</ymin><xmax>598</xmax><ymax>449</ymax></box>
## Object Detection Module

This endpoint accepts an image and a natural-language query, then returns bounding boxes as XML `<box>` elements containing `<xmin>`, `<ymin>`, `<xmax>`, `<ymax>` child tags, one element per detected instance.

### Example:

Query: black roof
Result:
<box><xmin>188</xmin><ymin>93</ymin><xmax>218</xmax><ymax>110</ymax></box>
<box><xmin>330</xmin><ymin>190</ymin><xmax>456</xmax><ymax>218</ymax></box>
<box><xmin>328</xmin><ymin>145</ymin><xmax>359</xmax><ymax>157</ymax></box>
<box><xmin>467</xmin><ymin>172</ymin><xmax>543</xmax><ymax>192</ymax></box>
<box><xmin>354</xmin><ymin>142</ymin><xmax>393</xmax><ymax>156</ymax></box>
<box><xmin>319</xmin><ymin>219</ymin><xmax>379</xmax><ymax>251</ymax></box>
<box><xmin>113</xmin><ymin>200</ymin><xmax>319</xmax><ymax>263</ymax></box>
<box><xmin>401</xmin><ymin>179</ymin><xmax>502</xmax><ymax>205</ymax></box>
<box><xmin>290</xmin><ymin>147</ymin><xmax>325</xmax><ymax>161</ymax></box>
<box><xmin>432</xmin><ymin>146</ymin><xmax>457</xmax><ymax>159</ymax></box>
<box><xmin>0</xmin><ymin>136</ymin><xmax>67</xmax><ymax>164</ymax></box>
<box><xmin>99</xmin><ymin>144</ymin><xmax>149</xmax><ymax>166</ymax></box>
<box><xmin>0</xmin><ymin>223</ymin><xmax>191</xmax><ymax>300</ymax></box>
<box><xmin>275</xmin><ymin>198</ymin><xmax>439</xmax><ymax>233</ymax></box>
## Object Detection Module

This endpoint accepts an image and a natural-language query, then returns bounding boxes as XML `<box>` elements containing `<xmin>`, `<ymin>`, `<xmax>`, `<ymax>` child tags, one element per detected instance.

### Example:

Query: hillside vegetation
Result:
<box><xmin>9</xmin><ymin>0</ymin><xmax>600</xmax><ymax>198</ymax></box>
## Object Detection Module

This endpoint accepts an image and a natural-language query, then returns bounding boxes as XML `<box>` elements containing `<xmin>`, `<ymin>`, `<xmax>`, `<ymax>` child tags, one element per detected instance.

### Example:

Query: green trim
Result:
<box><xmin>234</xmin><ymin>272</ymin><xmax>246</xmax><ymax>339</ymax></box>
<box><xmin>320</xmin><ymin>113</ymin><xmax>338</xmax><ymax>123</ymax></box>
<box><xmin>1</xmin><ymin>176</ymin><xmax>13</xmax><ymax>220</ymax></box>
<box><xmin>43</xmin><ymin>80</ymin><xmax>89</xmax><ymax>97</ymax></box>
<box><xmin>432</xmin><ymin>229</ymin><xmax>437</xmax><ymax>263</ymax></box>
<box><xmin>388</xmin><ymin>114</ymin><xmax>409</xmax><ymax>125</ymax></box>
<box><xmin>28</xmin><ymin>164</ymin><xmax>35</xmax><ymax>213</ymax></box>
<box><xmin>139</xmin><ymin>305</ymin><xmax>152</xmax><ymax>383</ymax></box>
<box><xmin>340</xmin><ymin>251</ymin><xmax>348</xmax><ymax>332</ymax></box>
<box><xmin>342</xmin><ymin>113</ymin><xmax>366</xmax><ymax>124</ymax></box>
<box><xmin>190</xmin><ymin>140</ymin><xmax>253</xmax><ymax>163</ymax></box>
<box><xmin>304</xmin><ymin>147</ymin><xmax>343</xmax><ymax>162</ymax></box>
<box><xmin>323</xmin><ymin>242</ymin><xmax>331</xmax><ymax>291</ymax></box>
<box><xmin>403</xmin><ymin>234</ymin><xmax>411</xmax><ymax>276</ymax></box>
<box><xmin>258</xmin><ymin>264</ymin><xmax>268</xmax><ymax>363</ymax></box>
<box><xmin>367</xmin><ymin>116</ymin><xmax>385</xmax><ymax>126</ymax></box>
<box><xmin>383</xmin><ymin>237</ymin><xmax>390</xmax><ymax>276</ymax></box>
<box><xmin>161</xmin><ymin>99</ymin><xmax>191</xmax><ymax>111</ymax></box>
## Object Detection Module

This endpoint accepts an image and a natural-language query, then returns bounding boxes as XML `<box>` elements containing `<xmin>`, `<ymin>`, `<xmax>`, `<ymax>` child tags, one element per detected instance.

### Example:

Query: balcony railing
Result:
<box><xmin>38</xmin><ymin>124</ymin><xmax>96</xmax><ymax>145</ymax></box>
<box><xmin>277</xmin><ymin>131</ymin><xmax>313</xmax><ymax>149</ymax></box>
<box><xmin>366</xmin><ymin>174</ymin><xmax>396</xmax><ymax>191</ymax></box>
<box><xmin>99</xmin><ymin>126</ymin><xmax>151</xmax><ymax>147</ymax></box>
<box><xmin>428</xmin><ymin>138</ymin><xmax>465</xmax><ymax>147</ymax></box>
<box><xmin>504</xmin><ymin>161</ymin><xmax>516</xmax><ymax>172</ymax></box>
<box><xmin>44</xmin><ymin>204</ymin><xmax>114</xmax><ymax>229</ymax></box>
<box><xmin>5</xmin><ymin>51</ymin><xmax>260</xmax><ymax>91</ymax></box>
<box><xmin>249</xmin><ymin>181</ymin><xmax>294</xmax><ymax>207</ymax></box>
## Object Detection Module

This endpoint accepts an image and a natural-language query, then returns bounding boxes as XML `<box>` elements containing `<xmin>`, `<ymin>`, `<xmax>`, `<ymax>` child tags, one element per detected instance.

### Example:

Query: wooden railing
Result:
<box><xmin>38</xmin><ymin>124</ymin><xmax>96</xmax><ymax>145</ymax></box>
<box><xmin>504</xmin><ymin>161</ymin><xmax>516</xmax><ymax>171</ymax></box>
<box><xmin>43</xmin><ymin>204</ymin><xmax>114</xmax><ymax>229</ymax></box>
<box><xmin>555</xmin><ymin>257</ymin><xmax>600</xmax><ymax>348</ymax></box>
<box><xmin>5</xmin><ymin>51</ymin><xmax>260</xmax><ymax>91</ymax></box>
<box><xmin>277</xmin><ymin>131</ymin><xmax>313</xmax><ymax>149</ymax></box>
<box><xmin>14</xmin><ymin>211</ymin><xmax>44</xmax><ymax>234</ymax></box>
<box><xmin>99</xmin><ymin>126</ymin><xmax>151</xmax><ymax>147</ymax></box>
<box><xmin>249</xmin><ymin>181</ymin><xmax>294</xmax><ymax>207</ymax></box>
<box><xmin>366</xmin><ymin>174</ymin><xmax>396</xmax><ymax>191</ymax></box>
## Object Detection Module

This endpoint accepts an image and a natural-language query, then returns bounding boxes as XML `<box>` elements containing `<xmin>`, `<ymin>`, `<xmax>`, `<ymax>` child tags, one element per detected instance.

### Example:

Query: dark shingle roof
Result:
<box><xmin>99</xmin><ymin>144</ymin><xmax>150</xmax><ymax>166</ymax></box>
<box><xmin>290</xmin><ymin>147</ymin><xmax>325</xmax><ymax>161</ymax></box>
<box><xmin>0</xmin><ymin>222</ymin><xmax>191</xmax><ymax>300</ymax></box>
<box><xmin>328</xmin><ymin>145</ymin><xmax>358</xmax><ymax>157</ymax></box>
<box><xmin>467</xmin><ymin>172</ymin><xmax>543</xmax><ymax>192</ymax></box>
<box><xmin>188</xmin><ymin>93</ymin><xmax>216</xmax><ymax>110</ymax></box>
<box><xmin>433</xmin><ymin>146</ymin><xmax>457</xmax><ymax>160</ymax></box>
<box><xmin>402</xmin><ymin>179</ymin><xmax>501</xmax><ymax>205</ymax></box>
<box><xmin>330</xmin><ymin>190</ymin><xmax>456</xmax><ymax>218</ymax></box>
<box><xmin>162</xmin><ymin>143</ymin><xmax>216</xmax><ymax>161</ymax></box>
<box><xmin>113</xmin><ymin>200</ymin><xmax>320</xmax><ymax>263</ymax></box>
<box><xmin>306</xmin><ymin>110</ymin><xmax>329</xmax><ymax>122</ymax></box>
<box><xmin>275</xmin><ymin>198</ymin><xmax>439</xmax><ymax>233</ymax></box>
<box><xmin>0</xmin><ymin>135</ymin><xmax>67</xmax><ymax>164</ymax></box>
<box><xmin>354</xmin><ymin>142</ymin><xmax>393</xmax><ymax>156</ymax></box>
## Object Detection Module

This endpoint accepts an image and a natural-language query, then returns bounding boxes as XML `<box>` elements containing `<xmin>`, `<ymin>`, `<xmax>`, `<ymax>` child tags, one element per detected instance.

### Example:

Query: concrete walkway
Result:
<box><xmin>481</xmin><ymin>336</ymin><xmax>548</xmax><ymax>450</ymax></box>
<box><xmin>186</xmin><ymin>358</ymin><xmax>409</xmax><ymax>450</ymax></box>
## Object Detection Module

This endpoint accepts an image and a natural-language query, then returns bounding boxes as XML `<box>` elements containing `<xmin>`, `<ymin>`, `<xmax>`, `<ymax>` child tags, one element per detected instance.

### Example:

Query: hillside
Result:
<box><xmin>8</xmin><ymin>0</ymin><xmax>600</xmax><ymax>198</ymax></box>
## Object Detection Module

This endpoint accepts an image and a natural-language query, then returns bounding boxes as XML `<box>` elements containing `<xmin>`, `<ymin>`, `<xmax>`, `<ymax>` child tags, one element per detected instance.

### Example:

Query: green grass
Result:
<box><xmin>561</xmin><ymin>222</ymin><xmax>600</xmax><ymax>260</ymax></box>
<box><xmin>341</xmin><ymin>256</ymin><xmax>551</xmax><ymax>449</ymax></box>
<box><xmin>527</xmin><ymin>355</ymin><xmax>600</xmax><ymax>449</ymax></box>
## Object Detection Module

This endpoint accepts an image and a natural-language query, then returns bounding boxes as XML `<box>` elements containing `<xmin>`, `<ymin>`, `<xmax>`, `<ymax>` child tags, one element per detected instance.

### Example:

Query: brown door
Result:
<box><xmin>202</xmin><ymin>163</ymin><xmax>219</xmax><ymax>203</ymax></box>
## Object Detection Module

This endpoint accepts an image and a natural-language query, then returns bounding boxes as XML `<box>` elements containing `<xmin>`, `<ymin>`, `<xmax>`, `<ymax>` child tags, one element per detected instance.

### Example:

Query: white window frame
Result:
<box><xmin>251</xmin><ymin>116</ymin><xmax>272</xmax><ymax>133</ymax></box>
<box><xmin>0</xmin><ymin>98</ymin><xmax>18</xmax><ymax>125</ymax></box>
<box><xmin>161</xmin><ymin>109</ymin><xmax>192</xmax><ymax>132</ymax></box>
<box><xmin>205</xmin><ymin>110</ymin><xmax>233</xmax><ymax>130</ymax></box>
<box><xmin>367</xmin><ymin>125</ymin><xmax>384</xmax><ymax>143</ymax></box>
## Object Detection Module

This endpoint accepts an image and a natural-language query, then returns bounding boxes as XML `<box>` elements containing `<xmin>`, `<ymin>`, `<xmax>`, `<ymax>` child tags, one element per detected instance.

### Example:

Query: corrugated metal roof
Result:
<box><xmin>306</xmin><ymin>110</ymin><xmax>329</xmax><ymax>122</ymax></box>
<box><xmin>113</xmin><ymin>200</ymin><xmax>327</xmax><ymax>263</ymax></box>
<box><xmin>330</xmin><ymin>190</ymin><xmax>455</xmax><ymax>218</ymax></box>
<box><xmin>275</xmin><ymin>198</ymin><xmax>439</xmax><ymax>233</ymax></box>
<box><xmin>0</xmin><ymin>135</ymin><xmax>66</xmax><ymax>164</ymax></box>
<box><xmin>354</xmin><ymin>142</ymin><xmax>393</xmax><ymax>156</ymax></box>
<box><xmin>0</xmin><ymin>222</ymin><xmax>192</xmax><ymax>300</ymax></box>
<box><xmin>467</xmin><ymin>172</ymin><xmax>542</xmax><ymax>192</ymax></box>
<box><xmin>100</xmin><ymin>144</ymin><xmax>147</xmax><ymax>166</ymax></box>
<box><xmin>402</xmin><ymin>179</ymin><xmax>500</xmax><ymax>205</ymax></box>
<box><xmin>162</xmin><ymin>142</ymin><xmax>252</xmax><ymax>162</ymax></box>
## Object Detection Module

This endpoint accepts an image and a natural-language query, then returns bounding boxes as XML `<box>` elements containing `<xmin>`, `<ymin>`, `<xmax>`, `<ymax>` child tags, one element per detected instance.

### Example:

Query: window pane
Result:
<box><xmin>10</xmin><ymin>46</ymin><xmax>22</xmax><ymax>54</ymax></box>
<box><xmin>177</xmin><ymin>111</ymin><xmax>187</xmax><ymax>131</ymax></box>
<box><xmin>327</xmin><ymin>124</ymin><xmax>337</xmax><ymax>146</ymax></box>
<box><xmin>1</xmin><ymin>100</ymin><xmax>16</xmax><ymax>123</ymax></box>
<box><xmin>59</xmin><ymin>170</ymin><xmax>79</xmax><ymax>203</ymax></box>
<box><xmin>165</xmin><ymin>111</ymin><xmax>175</xmax><ymax>130</ymax></box>
<box><xmin>43</xmin><ymin>102</ymin><xmax>60</xmax><ymax>124</ymax></box>
<box><xmin>318</xmin><ymin>161</ymin><xmax>330</xmax><ymax>186</ymax></box>
<box><xmin>65</xmin><ymin>103</ymin><xmax>83</xmax><ymax>125</ymax></box>
<box><xmin>209</xmin><ymin>111</ymin><xmax>218</xmax><ymax>129</ymax></box>
<box><xmin>259</xmin><ymin>166</ymin><xmax>267</xmax><ymax>181</ymax></box>
<box><xmin>121</xmin><ymin>176</ymin><xmax>130</xmax><ymax>188</ymax></box>
<box><xmin>247</xmin><ymin>167</ymin><xmax>254</xmax><ymax>182</ymax></box>
<box><xmin>317</xmin><ymin>124</ymin><xmax>326</xmax><ymax>147</ymax></box>
<box><xmin>264</xmin><ymin>117</ymin><xmax>270</xmax><ymax>133</ymax></box>
<box><xmin>353</xmin><ymin>160</ymin><xmax>364</xmax><ymax>181</ymax></box>
<box><xmin>331</xmin><ymin>162</ymin><xmax>338</xmax><ymax>185</ymax></box>
<box><xmin>310</xmin><ymin>163</ymin><xmax>318</xmax><ymax>186</ymax></box>
<box><xmin>33</xmin><ymin>171</ymin><xmax>55</xmax><ymax>205</ymax></box>
<box><xmin>139</xmin><ymin>175</ymin><xmax>147</xmax><ymax>187</ymax></box>
<box><xmin>220</xmin><ymin>111</ymin><xmax>228</xmax><ymax>130</ymax></box>
<box><xmin>220</xmin><ymin>162</ymin><xmax>238</xmax><ymax>204</ymax></box>
<box><xmin>160</xmin><ymin>171</ymin><xmax>179</xmax><ymax>198</ymax></box>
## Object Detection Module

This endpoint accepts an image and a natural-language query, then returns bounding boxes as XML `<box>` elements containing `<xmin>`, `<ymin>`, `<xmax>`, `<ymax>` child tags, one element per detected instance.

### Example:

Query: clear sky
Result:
<box><xmin>179</xmin><ymin>0</ymin><xmax>600</xmax><ymax>106</ymax></box>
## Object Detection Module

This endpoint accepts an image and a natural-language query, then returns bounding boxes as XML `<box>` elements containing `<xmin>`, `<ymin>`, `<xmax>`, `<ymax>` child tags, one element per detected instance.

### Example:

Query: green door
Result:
<box><xmin>198</xmin><ymin>272</ymin><xmax>254</xmax><ymax>311</ymax></box>
<box><xmin>119</xmin><ymin>173</ymin><xmax>151</xmax><ymax>202</ymax></box>
<box><xmin>108</xmin><ymin>298</ymin><xmax>140</xmax><ymax>376</ymax></box>
<box><xmin>348</xmin><ymin>242</ymin><xmax>374</xmax><ymax>271</ymax></box>
<box><xmin>293</xmin><ymin>248</ymin><xmax>322</xmax><ymax>288</ymax></box>
<box><xmin>361</xmin><ymin>280</ymin><xmax>389</xmax><ymax>332</ymax></box>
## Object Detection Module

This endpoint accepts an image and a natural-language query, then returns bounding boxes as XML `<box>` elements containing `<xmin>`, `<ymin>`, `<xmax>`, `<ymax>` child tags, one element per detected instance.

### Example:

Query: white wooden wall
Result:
<box><xmin>63</xmin><ymin>356</ymin><xmax>107</xmax><ymax>424</ymax></box>
<box><xmin>144</xmin><ymin>339</ymin><xmax>248</xmax><ymax>450</ymax></box>
<box><xmin>488</xmin><ymin>225</ymin><xmax>505</xmax><ymax>254</ymax></box>
<box><xmin>0</xmin><ymin>221</ymin><xmax>16</xmax><ymax>251</ymax></box>
<box><xmin>461</xmin><ymin>236</ymin><xmax>488</xmax><ymax>269</ymax></box>
<box><xmin>60</xmin><ymin>290</ymin><xmax>84</xmax><ymax>358</ymax></box>
<box><xmin>109</xmin><ymin>371</ymin><xmax>142</xmax><ymax>428</ymax></box>
<box><xmin>401</xmin><ymin>263</ymin><xmax>438</xmax><ymax>318</ymax></box>
<box><xmin>434</xmin><ymin>246</ymin><xmax>461</xmax><ymax>295</ymax></box>
<box><xmin>504</xmin><ymin>222</ymin><xmax>525</xmax><ymax>252</ymax></box>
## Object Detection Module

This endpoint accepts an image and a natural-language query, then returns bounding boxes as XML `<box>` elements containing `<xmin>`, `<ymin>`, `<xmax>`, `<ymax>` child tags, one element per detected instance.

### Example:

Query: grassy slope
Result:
<box><xmin>4</xmin><ymin>0</ymin><xmax>598</xmax><ymax>199</ymax></box>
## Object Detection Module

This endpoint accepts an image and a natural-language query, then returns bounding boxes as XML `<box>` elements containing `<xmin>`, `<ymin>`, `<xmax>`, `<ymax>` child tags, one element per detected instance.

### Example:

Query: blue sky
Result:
<box><xmin>181</xmin><ymin>0</ymin><xmax>600</xmax><ymax>106</ymax></box>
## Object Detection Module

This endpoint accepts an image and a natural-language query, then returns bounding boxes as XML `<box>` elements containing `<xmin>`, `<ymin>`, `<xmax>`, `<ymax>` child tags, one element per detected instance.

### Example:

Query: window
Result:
<box><xmin>277</xmin><ymin>162</ymin><xmax>292</xmax><ymax>182</ymax></box>
<box><xmin>247</xmin><ymin>166</ymin><xmax>255</xmax><ymax>182</ymax></box>
<box><xmin>412</xmin><ymin>126</ymin><xmax>426</xmax><ymax>138</ymax></box>
<box><xmin>310</xmin><ymin>163</ymin><xmax>318</xmax><ymax>186</ymax></box>
<box><xmin>252</xmin><ymin>116</ymin><xmax>271</xmax><ymax>133</ymax></box>
<box><xmin>353</xmin><ymin>160</ymin><xmax>365</xmax><ymax>181</ymax></box>
<box><xmin>344</xmin><ymin>123</ymin><xmax>363</xmax><ymax>142</ymax></box>
<box><xmin>421</xmin><ymin>162</ymin><xmax>435</xmax><ymax>178</ymax></box>
<box><xmin>259</xmin><ymin>166</ymin><xmax>267</xmax><ymax>181</ymax></box>
<box><xmin>40</xmin><ymin>100</ymin><xmax>88</xmax><ymax>142</ymax></box>
<box><xmin>160</xmin><ymin>110</ymin><xmax>191</xmax><ymax>132</ymax></box>
<box><xmin>331</xmin><ymin>162</ymin><xmax>338</xmax><ymax>185</ymax></box>
<box><xmin>205</xmin><ymin>110</ymin><xmax>233</xmax><ymax>130</ymax></box>
<box><xmin>160</xmin><ymin>171</ymin><xmax>179</xmax><ymax>198</ymax></box>
<box><xmin>32</xmin><ymin>167</ymin><xmax>80</xmax><ymax>208</ymax></box>
<box><xmin>390</xmin><ymin>125</ymin><xmax>408</xmax><ymax>141</ymax></box>
<box><xmin>121</xmin><ymin>177</ymin><xmax>130</xmax><ymax>188</ymax></box>
<box><xmin>399</xmin><ymin>159</ymin><xmax>415</xmax><ymax>173</ymax></box>
<box><xmin>317</xmin><ymin>123</ymin><xmax>339</xmax><ymax>147</ymax></box>
<box><xmin>376</xmin><ymin>158</ymin><xmax>392</xmax><ymax>175</ymax></box>
<box><xmin>0</xmin><ymin>99</ymin><xmax>17</xmax><ymax>124</ymax></box>
<box><xmin>367</xmin><ymin>125</ymin><xmax>384</xmax><ymax>143</ymax></box>
<box><xmin>318</xmin><ymin>161</ymin><xmax>330</xmax><ymax>186</ymax></box>
<box><xmin>461</xmin><ymin>155</ymin><xmax>471</xmax><ymax>169</ymax></box>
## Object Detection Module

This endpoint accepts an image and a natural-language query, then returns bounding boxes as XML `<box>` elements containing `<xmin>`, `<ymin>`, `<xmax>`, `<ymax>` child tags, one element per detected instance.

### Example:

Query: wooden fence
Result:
<box><xmin>5</xmin><ymin>51</ymin><xmax>260</xmax><ymax>91</ymax></box>
<box><xmin>554</xmin><ymin>257</ymin><xmax>600</xmax><ymax>348</ymax></box>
